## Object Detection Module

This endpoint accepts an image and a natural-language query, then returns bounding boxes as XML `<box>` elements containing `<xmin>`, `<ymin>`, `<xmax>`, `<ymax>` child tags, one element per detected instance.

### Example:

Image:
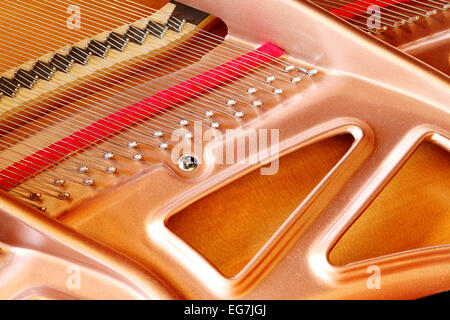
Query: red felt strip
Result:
<box><xmin>331</xmin><ymin>0</ymin><xmax>412</xmax><ymax>19</ymax></box>
<box><xmin>0</xmin><ymin>42</ymin><xmax>285</xmax><ymax>190</ymax></box>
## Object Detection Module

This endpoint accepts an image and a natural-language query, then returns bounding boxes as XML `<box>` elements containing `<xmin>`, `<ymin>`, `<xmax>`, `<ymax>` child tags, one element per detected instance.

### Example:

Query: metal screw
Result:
<box><xmin>178</xmin><ymin>153</ymin><xmax>199</xmax><ymax>172</ymax></box>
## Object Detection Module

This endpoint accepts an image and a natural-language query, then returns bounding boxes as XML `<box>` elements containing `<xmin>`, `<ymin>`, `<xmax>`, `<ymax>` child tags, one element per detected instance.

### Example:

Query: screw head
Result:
<box><xmin>178</xmin><ymin>153</ymin><xmax>199</xmax><ymax>172</ymax></box>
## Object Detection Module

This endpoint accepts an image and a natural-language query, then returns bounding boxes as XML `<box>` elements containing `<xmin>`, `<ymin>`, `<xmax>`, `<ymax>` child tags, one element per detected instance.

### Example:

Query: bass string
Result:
<box><xmin>116</xmin><ymin>0</ymin><xmax>301</xmax><ymax>71</ymax></box>
<box><xmin>315</xmin><ymin>0</ymin><xmax>449</xmax><ymax>28</ymax></box>
<box><xmin>375</xmin><ymin>0</ymin><xmax>438</xmax><ymax>15</ymax></box>
<box><xmin>37</xmin><ymin>0</ymin><xmax>298</xmax><ymax>87</ymax></box>
<box><xmin>0</xmin><ymin>123</ymin><xmax>120</xmax><ymax>173</ymax></box>
<box><xmin>6</xmin><ymin>189</ymin><xmax>49</xmax><ymax>211</ymax></box>
<box><xmin>0</xmin><ymin>110</ymin><xmax>141</xmax><ymax>164</ymax></box>
<box><xmin>332</xmin><ymin>0</ymin><xmax>434</xmax><ymax>20</ymax></box>
<box><xmin>0</xmin><ymin>58</ymin><xmax>186</xmax><ymax>146</ymax></box>
<box><xmin>0</xmin><ymin>4</ymin><xmax>282</xmax><ymax>122</ymax></box>
<box><xmin>0</xmin><ymin>47</ymin><xmax>284</xmax><ymax>200</ymax></box>
<box><xmin>314</xmin><ymin>0</ymin><xmax>409</xmax><ymax>24</ymax></box>
<box><xmin>0</xmin><ymin>126</ymin><xmax>135</xmax><ymax>197</ymax></box>
<box><xmin>80</xmin><ymin>0</ymin><xmax>298</xmax><ymax>77</ymax></box>
<box><xmin>1</xmin><ymin>154</ymin><xmax>77</xmax><ymax>209</ymax></box>
<box><xmin>0</xmin><ymin>143</ymin><xmax>88</xmax><ymax>197</ymax></box>
<box><xmin>0</xmin><ymin>169</ymin><xmax>70</xmax><ymax>200</ymax></box>
<box><xmin>0</xmin><ymin>154</ymin><xmax>74</xmax><ymax>188</ymax></box>
<box><xmin>0</xmin><ymin>47</ymin><xmax>234</xmax><ymax>154</ymax></box>
<box><xmin>0</xmin><ymin>177</ymin><xmax>50</xmax><ymax>211</ymax></box>
<box><xmin>0</xmin><ymin>97</ymin><xmax>156</xmax><ymax>164</ymax></box>
<box><xmin>48</xmin><ymin>0</ymin><xmax>299</xmax><ymax>76</ymax></box>
<box><xmin>0</xmin><ymin>7</ymin><xmax>292</xmax><ymax>146</ymax></box>
<box><xmin>0</xmin><ymin>71</ymin><xmax>176</xmax><ymax>153</ymax></box>
<box><xmin>0</xmin><ymin>0</ymin><xmax>304</xmax><ymax>112</ymax></box>
<box><xmin>2</xmin><ymin>0</ymin><xmax>295</xmax><ymax>86</ymax></box>
<box><xmin>313</xmin><ymin>1</ymin><xmax>398</xmax><ymax>28</ymax></box>
<box><xmin>0</xmin><ymin>24</ymin><xmax>232</xmax><ymax>131</ymax></box>
<box><xmin>0</xmin><ymin>86</ymin><xmax>183</xmax><ymax>150</ymax></box>
<box><xmin>0</xmin><ymin>51</ymin><xmax>227</xmax><ymax>156</ymax></box>
<box><xmin>73</xmin><ymin>0</ymin><xmax>296</xmax><ymax>82</ymax></box>
<box><xmin>0</xmin><ymin>0</ymin><xmax>306</xmax><ymax>144</ymax></box>
<box><xmin>0</xmin><ymin>151</ymin><xmax>95</xmax><ymax>186</ymax></box>
<box><xmin>333</xmin><ymin>0</ymin><xmax>447</xmax><ymax>14</ymax></box>
<box><xmin>0</xmin><ymin>2</ymin><xmax>302</xmax><ymax>201</ymax></box>
<box><xmin>0</xmin><ymin>41</ymin><xmax>286</xmax><ymax>196</ymax></box>
<box><xmin>0</xmin><ymin>133</ymin><xmax>100</xmax><ymax>174</ymax></box>
<box><xmin>0</xmin><ymin>2</ymin><xmax>250</xmax><ymax>106</ymax></box>
<box><xmin>0</xmin><ymin>143</ymin><xmax>99</xmax><ymax>185</ymax></box>
<box><xmin>0</xmin><ymin>158</ymin><xmax>64</xmax><ymax>189</ymax></box>
<box><xmin>324</xmin><ymin>0</ymin><xmax>413</xmax><ymax>21</ymax></box>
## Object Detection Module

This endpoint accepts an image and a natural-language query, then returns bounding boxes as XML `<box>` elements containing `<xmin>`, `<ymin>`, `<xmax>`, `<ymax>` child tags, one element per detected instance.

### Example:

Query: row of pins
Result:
<box><xmin>0</xmin><ymin>15</ymin><xmax>185</xmax><ymax>99</ymax></box>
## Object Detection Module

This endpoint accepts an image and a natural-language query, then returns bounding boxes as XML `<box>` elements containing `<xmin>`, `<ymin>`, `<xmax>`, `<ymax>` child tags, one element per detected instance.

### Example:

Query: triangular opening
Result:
<box><xmin>329</xmin><ymin>141</ymin><xmax>450</xmax><ymax>266</ymax></box>
<box><xmin>167</xmin><ymin>134</ymin><xmax>354</xmax><ymax>277</ymax></box>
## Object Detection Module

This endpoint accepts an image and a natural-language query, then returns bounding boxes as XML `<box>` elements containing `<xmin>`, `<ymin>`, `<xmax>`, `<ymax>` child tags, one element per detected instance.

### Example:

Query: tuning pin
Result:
<box><xmin>126</xmin><ymin>26</ymin><xmax>148</xmax><ymax>45</ymax></box>
<box><xmin>33</xmin><ymin>61</ymin><xmax>56</xmax><ymax>81</ymax></box>
<box><xmin>78</xmin><ymin>166</ymin><xmax>89</xmax><ymax>174</ymax></box>
<box><xmin>87</xmin><ymin>40</ymin><xmax>110</xmax><ymax>58</ymax></box>
<box><xmin>167</xmin><ymin>16</ymin><xmax>185</xmax><ymax>32</ymax></box>
<box><xmin>68</xmin><ymin>46</ymin><xmax>91</xmax><ymax>65</ymax></box>
<box><xmin>106</xmin><ymin>32</ymin><xmax>129</xmax><ymax>52</ymax></box>
<box><xmin>83</xmin><ymin>179</ymin><xmax>95</xmax><ymax>186</ymax></box>
<box><xmin>58</xmin><ymin>192</ymin><xmax>71</xmax><ymax>200</ymax></box>
<box><xmin>291</xmin><ymin>77</ymin><xmax>302</xmax><ymax>84</ymax></box>
<box><xmin>284</xmin><ymin>65</ymin><xmax>295</xmax><ymax>72</ymax></box>
<box><xmin>51</xmin><ymin>54</ymin><xmax>73</xmax><ymax>73</ymax></box>
<box><xmin>266</xmin><ymin>75</ymin><xmax>276</xmax><ymax>83</ymax></box>
<box><xmin>128</xmin><ymin>141</ymin><xmax>138</xmax><ymax>148</ymax></box>
<box><xmin>29</xmin><ymin>192</ymin><xmax>41</xmax><ymax>201</ymax></box>
<box><xmin>54</xmin><ymin>179</ymin><xmax>65</xmax><ymax>186</ymax></box>
<box><xmin>104</xmin><ymin>152</ymin><xmax>115</xmax><ymax>160</ymax></box>
<box><xmin>106</xmin><ymin>166</ymin><xmax>117</xmax><ymax>174</ymax></box>
<box><xmin>14</xmin><ymin>69</ymin><xmax>38</xmax><ymax>89</ymax></box>
<box><xmin>273</xmin><ymin>88</ymin><xmax>283</xmax><ymax>95</ymax></box>
<box><xmin>253</xmin><ymin>100</ymin><xmax>263</xmax><ymax>107</ymax></box>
